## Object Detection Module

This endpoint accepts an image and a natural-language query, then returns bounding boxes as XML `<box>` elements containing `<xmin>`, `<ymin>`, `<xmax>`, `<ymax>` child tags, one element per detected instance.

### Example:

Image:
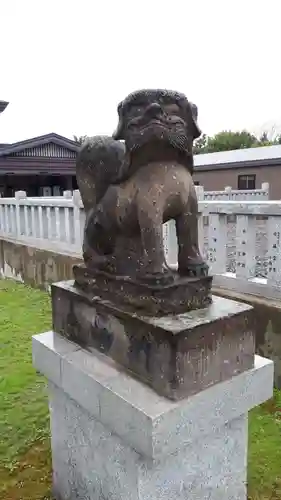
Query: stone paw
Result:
<box><xmin>138</xmin><ymin>271</ymin><xmax>175</xmax><ymax>287</ymax></box>
<box><xmin>179</xmin><ymin>262</ymin><xmax>209</xmax><ymax>278</ymax></box>
<box><xmin>83</xmin><ymin>252</ymin><xmax>116</xmax><ymax>273</ymax></box>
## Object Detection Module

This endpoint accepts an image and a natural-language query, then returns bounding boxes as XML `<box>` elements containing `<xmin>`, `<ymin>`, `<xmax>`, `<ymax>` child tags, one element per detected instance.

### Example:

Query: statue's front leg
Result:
<box><xmin>137</xmin><ymin>205</ymin><xmax>173</xmax><ymax>285</ymax></box>
<box><xmin>83</xmin><ymin>206</ymin><xmax>116</xmax><ymax>271</ymax></box>
<box><xmin>176</xmin><ymin>196</ymin><xmax>208</xmax><ymax>277</ymax></box>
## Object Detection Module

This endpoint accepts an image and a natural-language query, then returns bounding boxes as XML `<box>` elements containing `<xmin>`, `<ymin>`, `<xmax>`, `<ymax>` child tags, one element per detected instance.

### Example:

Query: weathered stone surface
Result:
<box><xmin>52</xmin><ymin>280</ymin><xmax>255</xmax><ymax>400</ymax></box>
<box><xmin>32</xmin><ymin>331</ymin><xmax>274</xmax><ymax>500</ymax></box>
<box><xmin>213</xmin><ymin>285</ymin><xmax>281</xmax><ymax>387</ymax></box>
<box><xmin>73</xmin><ymin>263</ymin><xmax>212</xmax><ymax>315</ymax></box>
<box><xmin>32</xmin><ymin>332</ymin><xmax>274</xmax><ymax>460</ymax></box>
<box><xmin>0</xmin><ymin>237</ymin><xmax>82</xmax><ymax>289</ymax></box>
<box><xmin>76</xmin><ymin>89</ymin><xmax>210</xmax><ymax>312</ymax></box>
<box><xmin>50</xmin><ymin>384</ymin><xmax>248</xmax><ymax>500</ymax></box>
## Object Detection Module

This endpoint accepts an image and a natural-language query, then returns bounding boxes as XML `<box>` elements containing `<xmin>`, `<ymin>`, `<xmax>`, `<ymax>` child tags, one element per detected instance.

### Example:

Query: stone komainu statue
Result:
<box><xmin>75</xmin><ymin>89</ymin><xmax>210</xmax><ymax>302</ymax></box>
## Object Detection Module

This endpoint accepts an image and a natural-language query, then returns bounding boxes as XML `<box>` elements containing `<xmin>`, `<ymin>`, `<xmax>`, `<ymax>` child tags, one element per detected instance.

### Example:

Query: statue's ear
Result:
<box><xmin>188</xmin><ymin>102</ymin><xmax>202</xmax><ymax>140</ymax></box>
<box><xmin>112</xmin><ymin>102</ymin><xmax>125</xmax><ymax>140</ymax></box>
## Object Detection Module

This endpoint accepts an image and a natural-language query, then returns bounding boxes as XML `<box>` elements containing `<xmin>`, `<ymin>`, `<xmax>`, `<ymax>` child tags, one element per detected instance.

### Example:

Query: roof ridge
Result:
<box><xmin>194</xmin><ymin>143</ymin><xmax>281</xmax><ymax>169</ymax></box>
<box><xmin>0</xmin><ymin>133</ymin><xmax>79</xmax><ymax>157</ymax></box>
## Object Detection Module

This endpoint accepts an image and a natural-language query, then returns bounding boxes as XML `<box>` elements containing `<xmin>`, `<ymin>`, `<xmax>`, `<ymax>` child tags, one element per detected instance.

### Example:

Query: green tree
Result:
<box><xmin>73</xmin><ymin>135</ymin><xmax>88</xmax><ymax>145</ymax></box>
<box><xmin>259</xmin><ymin>131</ymin><xmax>270</xmax><ymax>144</ymax></box>
<box><xmin>193</xmin><ymin>128</ymin><xmax>281</xmax><ymax>155</ymax></box>
<box><xmin>193</xmin><ymin>133</ymin><xmax>208</xmax><ymax>154</ymax></box>
<box><xmin>205</xmin><ymin>130</ymin><xmax>258</xmax><ymax>153</ymax></box>
<box><xmin>257</xmin><ymin>130</ymin><xmax>281</xmax><ymax>146</ymax></box>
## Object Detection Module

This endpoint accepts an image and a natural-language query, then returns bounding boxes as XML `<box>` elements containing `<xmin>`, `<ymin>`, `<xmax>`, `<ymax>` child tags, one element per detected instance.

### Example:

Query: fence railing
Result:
<box><xmin>198</xmin><ymin>182</ymin><xmax>269</xmax><ymax>201</ymax></box>
<box><xmin>0</xmin><ymin>187</ymin><xmax>280</xmax><ymax>300</ymax></box>
<box><xmin>1</xmin><ymin>182</ymin><xmax>268</xmax><ymax>201</ymax></box>
<box><xmin>0</xmin><ymin>190</ymin><xmax>84</xmax><ymax>252</ymax></box>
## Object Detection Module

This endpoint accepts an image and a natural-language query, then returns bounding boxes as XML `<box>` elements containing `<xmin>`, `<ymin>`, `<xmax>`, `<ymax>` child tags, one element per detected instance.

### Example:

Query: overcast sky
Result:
<box><xmin>1</xmin><ymin>0</ymin><xmax>281</xmax><ymax>143</ymax></box>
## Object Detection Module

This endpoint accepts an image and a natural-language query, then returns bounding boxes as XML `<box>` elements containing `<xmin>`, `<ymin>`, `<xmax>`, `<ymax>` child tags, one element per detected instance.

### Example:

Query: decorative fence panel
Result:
<box><xmin>1</xmin><ymin>186</ymin><xmax>280</xmax><ymax>300</ymax></box>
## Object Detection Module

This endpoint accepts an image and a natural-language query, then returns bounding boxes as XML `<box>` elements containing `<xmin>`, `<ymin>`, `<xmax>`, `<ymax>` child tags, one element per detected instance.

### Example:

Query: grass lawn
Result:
<box><xmin>0</xmin><ymin>279</ymin><xmax>280</xmax><ymax>499</ymax></box>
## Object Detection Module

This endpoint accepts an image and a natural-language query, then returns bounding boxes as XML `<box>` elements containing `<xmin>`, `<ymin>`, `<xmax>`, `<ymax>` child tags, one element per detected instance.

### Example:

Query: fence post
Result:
<box><xmin>73</xmin><ymin>190</ymin><xmax>82</xmax><ymax>248</ymax></box>
<box><xmin>224</xmin><ymin>186</ymin><xmax>232</xmax><ymax>200</ymax></box>
<box><xmin>267</xmin><ymin>216</ymin><xmax>281</xmax><ymax>287</ymax></box>
<box><xmin>261</xmin><ymin>182</ymin><xmax>269</xmax><ymax>191</ymax></box>
<box><xmin>195</xmin><ymin>185</ymin><xmax>204</xmax><ymax>201</ymax></box>
<box><xmin>163</xmin><ymin>220</ymin><xmax>178</xmax><ymax>268</ymax></box>
<box><xmin>63</xmin><ymin>190</ymin><xmax>72</xmax><ymax>199</ymax></box>
<box><xmin>261</xmin><ymin>182</ymin><xmax>269</xmax><ymax>200</ymax></box>
<box><xmin>207</xmin><ymin>213</ymin><xmax>227</xmax><ymax>274</ymax></box>
<box><xmin>195</xmin><ymin>186</ymin><xmax>205</xmax><ymax>254</ymax></box>
<box><xmin>235</xmin><ymin>215</ymin><xmax>256</xmax><ymax>278</ymax></box>
<box><xmin>15</xmin><ymin>191</ymin><xmax>26</xmax><ymax>238</ymax></box>
<box><xmin>0</xmin><ymin>202</ymin><xmax>3</xmax><ymax>233</ymax></box>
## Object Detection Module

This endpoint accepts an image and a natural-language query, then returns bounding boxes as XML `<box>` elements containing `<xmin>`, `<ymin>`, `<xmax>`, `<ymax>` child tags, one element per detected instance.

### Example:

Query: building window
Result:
<box><xmin>237</xmin><ymin>174</ymin><xmax>256</xmax><ymax>190</ymax></box>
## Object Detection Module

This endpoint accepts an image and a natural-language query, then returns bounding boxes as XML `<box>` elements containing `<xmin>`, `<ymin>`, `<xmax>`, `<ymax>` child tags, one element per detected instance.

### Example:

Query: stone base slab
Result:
<box><xmin>32</xmin><ymin>332</ymin><xmax>273</xmax><ymax>500</ymax></box>
<box><xmin>32</xmin><ymin>331</ymin><xmax>273</xmax><ymax>459</ymax></box>
<box><xmin>51</xmin><ymin>280</ymin><xmax>256</xmax><ymax>400</ymax></box>
<box><xmin>72</xmin><ymin>263</ymin><xmax>213</xmax><ymax>315</ymax></box>
<box><xmin>50</xmin><ymin>382</ymin><xmax>248</xmax><ymax>500</ymax></box>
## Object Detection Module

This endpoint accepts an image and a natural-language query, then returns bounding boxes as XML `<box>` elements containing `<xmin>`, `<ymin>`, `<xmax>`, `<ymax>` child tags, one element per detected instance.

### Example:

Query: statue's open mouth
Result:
<box><xmin>138</xmin><ymin>121</ymin><xmax>173</xmax><ymax>132</ymax></box>
<box><xmin>127</xmin><ymin>116</ymin><xmax>186</xmax><ymax>136</ymax></box>
<box><xmin>145</xmin><ymin>120</ymin><xmax>165</xmax><ymax>126</ymax></box>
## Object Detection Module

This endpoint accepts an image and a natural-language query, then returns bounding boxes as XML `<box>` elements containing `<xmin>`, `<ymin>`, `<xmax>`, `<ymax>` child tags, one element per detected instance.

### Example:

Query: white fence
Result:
<box><xmin>0</xmin><ymin>187</ymin><xmax>280</xmax><ymax>301</ymax></box>
<box><xmin>1</xmin><ymin>182</ymin><xmax>268</xmax><ymax>201</ymax></box>
<box><xmin>0</xmin><ymin>190</ymin><xmax>85</xmax><ymax>255</ymax></box>
<box><xmin>199</xmin><ymin>182</ymin><xmax>269</xmax><ymax>201</ymax></box>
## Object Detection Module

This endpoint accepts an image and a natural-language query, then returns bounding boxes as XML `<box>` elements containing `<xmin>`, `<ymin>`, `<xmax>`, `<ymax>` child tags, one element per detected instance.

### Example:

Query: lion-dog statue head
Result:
<box><xmin>112</xmin><ymin>89</ymin><xmax>201</xmax><ymax>174</ymax></box>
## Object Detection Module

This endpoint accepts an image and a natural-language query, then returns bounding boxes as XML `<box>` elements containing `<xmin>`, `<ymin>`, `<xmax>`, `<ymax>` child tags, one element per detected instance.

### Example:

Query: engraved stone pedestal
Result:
<box><xmin>52</xmin><ymin>281</ymin><xmax>256</xmax><ymax>401</ymax></box>
<box><xmin>33</xmin><ymin>330</ymin><xmax>273</xmax><ymax>500</ymax></box>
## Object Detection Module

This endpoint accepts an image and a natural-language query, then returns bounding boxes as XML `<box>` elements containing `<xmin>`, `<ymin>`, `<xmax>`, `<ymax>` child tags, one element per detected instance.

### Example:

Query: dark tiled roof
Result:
<box><xmin>0</xmin><ymin>101</ymin><xmax>9</xmax><ymax>113</ymax></box>
<box><xmin>0</xmin><ymin>132</ymin><xmax>79</xmax><ymax>157</ymax></box>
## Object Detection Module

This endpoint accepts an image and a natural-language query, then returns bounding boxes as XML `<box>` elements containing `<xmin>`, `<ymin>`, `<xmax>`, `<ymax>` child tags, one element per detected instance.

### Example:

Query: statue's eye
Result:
<box><xmin>127</xmin><ymin>105</ymin><xmax>143</xmax><ymax>117</ymax></box>
<box><xmin>164</xmin><ymin>104</ymin><xmax>180</xmax><ymax>115</ymax></box>
<box><xmin>133</xmin><ymin>106</ymin><xmax>143</xmax><ymax>114</ymax></box>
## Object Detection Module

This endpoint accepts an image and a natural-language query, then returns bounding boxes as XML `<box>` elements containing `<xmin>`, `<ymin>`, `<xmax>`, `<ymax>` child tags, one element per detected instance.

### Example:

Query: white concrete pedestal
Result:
<box><xmin>32</xmin><ymin>331</ymin><xmax>273</xmax><ymax>500</ymax></box>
